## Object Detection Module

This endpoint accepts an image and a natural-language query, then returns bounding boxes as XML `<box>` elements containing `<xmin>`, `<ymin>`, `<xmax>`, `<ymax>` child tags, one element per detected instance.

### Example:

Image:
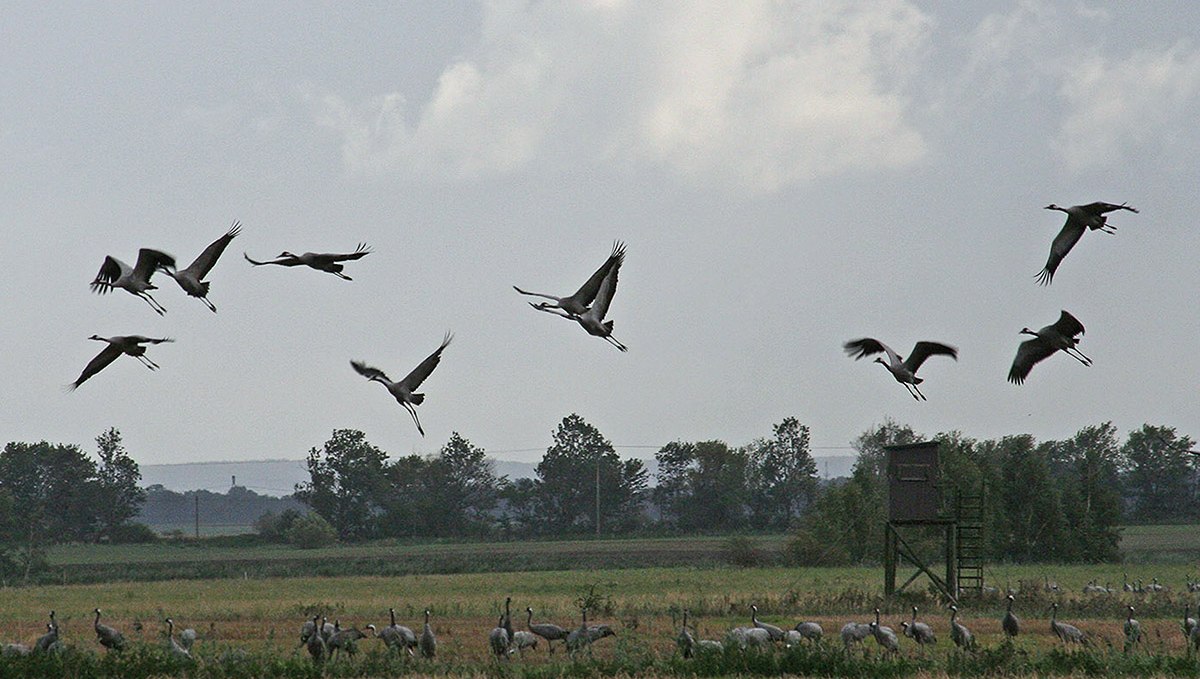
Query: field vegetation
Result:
<box><xmin>4</xmin><ymin>561</ymin><xmax>1200</xmax><ymax>677</ymax></box>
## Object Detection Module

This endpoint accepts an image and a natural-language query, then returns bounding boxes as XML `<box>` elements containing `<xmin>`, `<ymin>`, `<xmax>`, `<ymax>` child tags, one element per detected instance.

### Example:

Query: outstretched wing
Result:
<box><xmin>1079</xmin><ymin>202</ymin><xmax>1138</xmax><ymax>216</ymax></box>
<box><xmin>905</xmin><ymin>341</ymin><xmax>958</xmax><ymax>373</ymax></box>
<box><xmin>1008</xmin><ymin>338</ymin><xmax>1056</xmax><ymax>385</ymax></box>
<box><xmin>317</xmin><ymin>243</ymin><xmax>372</xmax><ymax>263</ymax></box>
<box><xmin>133</xmin><ymin>248</ymin><xmax>176</xmax><ymax>282</ymax></box>
<box><xmin>351</xmin><ymin>360</ymin><xmax>393</xmax><ymax>384</ymax></box>
<box><xmin>843</xmin><ymin>337</ymin><xmax>901</xmax><ymax>366</ymax></box>
<box><xmin>125</xmin><ymin>336</ymin><xmax>174</xmax><ymax>346</ymax></box>
<box><xmin>1051</xmin><ymin>310</ymin><xmax>1085</xmax><ymax>339</ymax></box>
<box><xmin>70</xmin><ymin>344</ymin><xmax>124</xmax><ymax>390</ymax></box>
<box><xmin>183</xmin><ymin>222</ymin><xmax>241</xmax><ymax>279</ymax></box>
<box><xmin>244</xmin><ymin>252</ymin><xmax>300</xmax><ymax>266</ymax></box>
<box><xmin>588</xmin><ymin>264</ymin><xmax>621</xmax><ymax>321</ymax></box>
<box><xmin>90</xmin><ymin>256</ymin><xmax>126</xmax><ymax>293</ymax></box>
<box><xmin>399</xmin><ymin>332</ymin><xmax>453</xmax><ymax>392</ymax></box>
<box><xmin>1036</xmin><ymin>221</ymin><xmax>1085</xmax><ymax>285</ymax></box>
<box><xmin>568</xmin><ymin>241</ymin><xmax>625</xmax><ymax>307</ymax></box>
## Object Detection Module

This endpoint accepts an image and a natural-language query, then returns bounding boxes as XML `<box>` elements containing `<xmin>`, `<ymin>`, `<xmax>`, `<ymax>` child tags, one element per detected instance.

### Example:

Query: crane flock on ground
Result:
<box><xmin>71</xmin><ymin>200</ymin><xmax>1139</xmax><ymax>427</ymax></box>
<box><xmin>10</xmin><ymin>586</ymin><xmax>1200</xmax><ymax>664</ymax></box>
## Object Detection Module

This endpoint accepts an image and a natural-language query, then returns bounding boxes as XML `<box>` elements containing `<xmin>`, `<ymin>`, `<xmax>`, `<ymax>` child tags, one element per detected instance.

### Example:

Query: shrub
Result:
<box><xmin>254</xmin><ymin>508</ymin><xmax>302</xmax><ymax>543</ymax></box>
<box><xmin>106</xmin><ymin>522</ymin><xmax>159</xmax><ymax>544</ymax></box>
<box><xmin>785</xmin><ymin>527</ymin><xmax>849</xmax><ymax>566</ymax></box>
<box><xmin>723</xmin><ymin>536</ymin><xmax>764</xmax><ymax>567</ymax></box>
<box><xmin>286</xmin><ymin>513</ymin><xmax>337</xmax><ymax>549</ymax></box>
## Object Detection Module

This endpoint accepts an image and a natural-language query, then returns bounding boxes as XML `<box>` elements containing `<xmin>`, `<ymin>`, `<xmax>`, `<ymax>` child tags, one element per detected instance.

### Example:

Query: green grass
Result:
<box><xmin>3</xmin><ymin>565</ymin><xmax>1200</xmax><ymax>677</ymax></box>
<box><xmin>1120</xmin><ymin>525</ymin><xmax>1200</xmax><ymax>563</ymax></box>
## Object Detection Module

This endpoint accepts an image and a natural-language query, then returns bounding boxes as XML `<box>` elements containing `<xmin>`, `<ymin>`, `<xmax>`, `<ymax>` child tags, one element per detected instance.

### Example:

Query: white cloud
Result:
<box><xmin>1055</xmin><ymin>41</ymin><xmax>1200</xmax><ymax>171</ymax></box>
<box><xmin>316</xmin><ymin>1</ymin><xmax>931</xmax><ymax>192</ymax></box>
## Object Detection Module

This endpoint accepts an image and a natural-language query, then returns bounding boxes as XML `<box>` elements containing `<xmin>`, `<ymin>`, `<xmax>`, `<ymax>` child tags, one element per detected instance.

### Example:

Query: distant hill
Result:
<box><xmin>140</xmin><ymin>455</ymin><xmax>856</xmax><ymax>497</ymax></box>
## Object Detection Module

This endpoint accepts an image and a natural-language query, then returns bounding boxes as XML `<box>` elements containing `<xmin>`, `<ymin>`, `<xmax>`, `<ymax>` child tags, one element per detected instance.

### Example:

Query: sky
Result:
<box><xmin>2</xmin><ymin>1</ymin><xmax>1198</xmax><ymax>467</ymax></box>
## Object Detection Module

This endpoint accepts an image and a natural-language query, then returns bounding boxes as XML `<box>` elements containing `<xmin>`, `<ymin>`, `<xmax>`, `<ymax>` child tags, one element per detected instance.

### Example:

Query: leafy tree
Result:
<box><xmin>1121</xmin><ymin>425</ymin><xmax>1196</xmax><ymax>522</ymax></box>
<box><xmin>534</xmin><ymin>414</ymin><xmax>647</xmax><ymax>534</ymax></box>
<box><xmin>1043</xmin><ymin>423</ymin><xmax>1123</xmax><ymax>560</ymax></box>
<box><xmin>988</xmin><ymin>435</ymin><xmax>1067</xmax><ymax>561</ymax></box>
<box><xmin>92</xmin><ymin>428</ymin><xmax>147</xmax><ymax>542</ymax></box>
<box><xmin>287</xmin><ymin>512</ymin><xmax>337</xmax><ymax>548</ymax></box>
<box><xmin>747</xmin><ymin>417</ymin><xmax>818</xmax><ymax>529</ymax></box>
<box><xmin>420</xmin><ymin>432</ymin><xmax>501</xmax><ymax>536</ymax></box>
<box><xmin>653</xmin><ymin>439</ymin><xmax>749</xmax><ymax>532</ymax></box>
<box><xmin>294</xmin><ymin>430</ymin><xmax>390</xmax><ymax>540</ymax></box>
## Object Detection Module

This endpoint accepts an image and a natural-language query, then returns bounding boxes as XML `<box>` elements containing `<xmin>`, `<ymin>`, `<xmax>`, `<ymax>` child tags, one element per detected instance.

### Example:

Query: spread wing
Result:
<box><xmin>1036</xmin><ymin>221</ymin><xmax>1085</xmax><ymax>285</ymax></box>
<box><xmin>1008</xmin><ymin>338</ymin><xmax>1057</xmax><ymax>385</ymax></box>
<box><xmin>90</xmin><ymin>256</ymin><xmax>127</xmax><ymax>293</ymax></box>
<box><xmin>125</xmin><ymin>336</ymin><xmax>174</xmax><ymax>345</ymax></box>
<box><xmin>351</xmin><ymin>360</ymin><xmax>393</xmax><ymax>384</ymax></box>
<box><xmin>905</xmin><ymin>341</ymin><xmax>958</xmax><ymax>373</ymax></box>
<box><xmin>843</xmin><ymin>337</ymin><xmax>901</xmax><ymax>365</ymax></box>
<box><xmin>399</xmin><ymin>332</ymin><xmax>453</xmax><ymax>392</ymax></box>
<box><xmin>1051</xmin><ymin>310</ymin><xmax>1085</xmax><ymax>339</ymax></box>
<box><xmin>568</xmin><ymin>241</ymin><xmax>625</xmax><ymax>307</ymax></box>
<box><xmin>133</xmin><ymin>248</ymin><xmax>176</xmax><ymax>282</ymax></box>
<box><xmin>244</xmin><ymin>252</ymin><xmax>300</xmax><ymax>266</ymax></box>
<box><xmin>1079</xmin><ymin>201</ymin><xmax>1138</xmax><ymax>217</ymax></box>
<box><xmin>588</xmin><ymin>265</ymin><xmax>620</xmax><ymax>321</ymax></box>
<box><xmin>70</xmin><ymin>343</ymin><xmax>124</xmax><ymax>390</ymax></box>
<box><xmin>314</xmin><ymin>243</ymin><xmax>372</xmax><ymax>263</ymax></box>
<box><xmin>183</xmin><ymin>222</ymin><xmax>241</xmax><ymax>279</ymax></box>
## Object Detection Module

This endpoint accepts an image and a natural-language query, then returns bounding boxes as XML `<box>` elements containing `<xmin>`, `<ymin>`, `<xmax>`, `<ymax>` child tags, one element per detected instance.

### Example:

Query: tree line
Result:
<box><xmin>0</xmin><ymin>417</ymin><xmax>1194</xmax><ymax>573</ymax></box>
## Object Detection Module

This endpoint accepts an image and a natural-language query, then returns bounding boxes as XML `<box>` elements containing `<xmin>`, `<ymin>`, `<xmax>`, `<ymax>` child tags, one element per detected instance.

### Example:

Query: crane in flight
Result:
<box><xmin>351</xmin><ymin>332</ymin><xmax>453</xmax><ymax>436</ymax></box>
<box><xmin>535</xmin><ymin>264</ymin><xmax>628</xmax><ymax>352</ymax></box>
<box><xmin>167</xmin><ymin>222</ymin><xmax>241</xmax><ymax>311</ymax></box>
<box><xmin>244</xmin><ymin>243</ymin><xmax>371</xmax><ymax>280</ymax></box>
<box><xmin>90</xmin><ymin>248</ymin><xmax>176</xmax><ymax>315</ymax></box>
<box><xmin>1008</xmin><ymin>310</ymin><xmax>1091</xmax><ymax>384</ymax></box>
<box><xmin>69</xmin><ymin>335</ymin><xmax>174</xmax><ymax>390</ymax></box>
<box><xmin>844</xmin><ymin>337</ymin><xmax>957</xmax><ymax>400</ymax></box>
<box><xmin>1036</xmin><ymin>202</ymin><xmax>1137</xmax><ymax>285</ymax></box>
<box><xmin>514</xmin><ymin>242</ymin><xmax>625</xmax><ymax>316</ymax></box>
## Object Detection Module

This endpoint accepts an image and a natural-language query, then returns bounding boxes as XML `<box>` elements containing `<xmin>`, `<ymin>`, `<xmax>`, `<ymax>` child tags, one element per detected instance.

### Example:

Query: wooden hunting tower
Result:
<box><xmin>883</xmin><ymin>441</ymin><xmax>984</xmax><ymax>600</ymax></box>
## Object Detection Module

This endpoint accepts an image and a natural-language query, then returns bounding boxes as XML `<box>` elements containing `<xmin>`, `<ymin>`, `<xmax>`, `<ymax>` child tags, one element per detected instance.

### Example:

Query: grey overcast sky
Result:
<box><xmin>2</xmin><ymin>1</ymin><xmax>1197</xmax><ymax>466</ymax></box>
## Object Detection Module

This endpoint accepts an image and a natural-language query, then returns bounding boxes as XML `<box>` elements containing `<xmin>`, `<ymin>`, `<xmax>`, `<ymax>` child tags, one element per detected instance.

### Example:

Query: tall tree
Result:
<box><xmin>988</xmin><ymin>435</ymin><xmax>1067</xmax><ymax>561</ymax></box>
<box><xmin>92</xmin><ymin>428</ymin><xmax>147</xmax><ymax>541</ymax></box>
<box><xmin>535</xmin><ymin>414</ymin><xmax>647</xmax><ymax>534</ymax></box>
<box><xmin>1121</xmin><ymin>425</ymin><xmax>1196</xmax><ymax>522</ymax></box>
<box><xmin>294</xmin><ymin>429</ymin><xmax>389</xmax><ymax>541</ymax></box>
<box><xmin>747</xmin><ymin>417</ymin><xmax>818</xmax><ymax>529</ymax></box>
<box><xmin>420</xmin><ymin>432</ymin><xmax>501</xmax><ymax>536</ymax></box>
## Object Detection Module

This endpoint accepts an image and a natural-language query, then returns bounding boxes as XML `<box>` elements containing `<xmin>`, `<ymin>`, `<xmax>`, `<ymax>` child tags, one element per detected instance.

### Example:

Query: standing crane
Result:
<box><xmin>869</xmin><ymin>609</ymin><xmax>899</xmax><ymax>655</ymax></box>
<box><xmin>949</xmin><ymin>605</ymin><xmax>974</xmax><ymax>651</ymax></box>
<box><xmin>1002</xmin><ymin>595</ymin><xmax>1020</xmax><ymax>641</ymax></box>
<box><xmin>90</xmin><ymin>248</ymin><xmax>176</xmax><ymax>315</ymax></box>
<box><xmin>93</xmin><ymin>608</ymin><xmax>125</xmax><ymax>653</ymax></box>
<box><xmin>1008</xmin><ymin>310</ymin><xmax>1091</xmax><ymax>384</ymax></box>
<box><xmin>1049</xmin><ymin>603</ymin><xmax>1086</xmax><ymax>646</ymax></box>
<box><xmin>1123</xmin><ymin>606</ymin><xmax>1141</xmax><ymax>652</ymax></box>
<box><xmin>244</xmin><ymin>243</ymin><xmax>371</xmax><ymax>280</ymax></box>
<box><xmin>69</xmin><ymin>335</ymin><xmax>174</xmax><ymax>390</ymax></box>
<box><xmin>844</xmin><ymin>337</ymin><xmax>957</xmax><ymax>400</ymax></box>
<box><xmin>515</xmin><ymin>241</ymin><xmax>625</xmax><ymax>316</ymax></box>
<box><xmin>676</xmin><ymin>610</ymin><xmax>696</xmax><ymax>658</ymax></box>
<box><xmin>1037</xmin><ymin>202</ymin><xmax>1137</xmax><ymax>285</ymax></box>
<box><xmin>164</xmin><ymin>618</ymin><xmax>191</xmax><ymax>660</ymax></box>
<box><xmin>419</xmin><ymin>609</ymin><xmax>436</xmax><ymax>658</ymax></box>
<box><xmin>488</xmin><ymin>615</ymin><xmax>510</xmax><ymax>659</ymax></box>
<box><xmin>167</xmin><ymin>222</ymin><xmax>241</xmax><ymax>312</ymax></box>
<box><xmin>379</xmin><ymin>608</ymin><xmax>417</xmax><ymax>656</ymax></box>
<box><xmin>901</xmin><ymin>606</ymin><xmax>936</xmax><ymax>654</ymax></box>
<box><xmin>305</xmin><ymin>614</ymin><xmax>327</xmax><ymax>664</ymax></box>
<box><xmin>750</xmin><ymin>605</ymin><xmax>784</xmax><ymax>642</ymax></box>
<box><xmin>526</xmin><ymin>607</ymin><xmax>568</xmax><ymax>654</ymax></box>
<box><xmin>351</xmin><ymin>332</ymin><xmax>452</xmax><ymax>436</ymax></box>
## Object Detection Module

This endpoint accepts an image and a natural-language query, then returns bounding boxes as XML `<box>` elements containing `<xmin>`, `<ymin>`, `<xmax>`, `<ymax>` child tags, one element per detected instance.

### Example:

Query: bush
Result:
<box><xmin>106</xmin><ymin>522</ymin><xmax>159</xmax><ymax>544</ymax></box>
<box><xmin>254</xmin><ymin>508</ymin><xmax>302</xmax><ymax>543</ymax></box>
<box><xmin>723</xmin><ymin>536</ymin><xmax>765</xmax><ymax>567</ymax></box>
<box><xmin>286</xmin><ymin>513</ymin><xmax>337</xmax><ymax>549</ymax></box>
<box><xmin>785</xmin><ymin>528</ymin><xmax>850</xmax><ymax>566</ymax></box>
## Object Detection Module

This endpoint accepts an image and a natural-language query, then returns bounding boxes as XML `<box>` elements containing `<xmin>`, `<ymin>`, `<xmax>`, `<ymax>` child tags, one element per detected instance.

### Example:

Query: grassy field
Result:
<box><xmin>1121</xmin><ymin>525</ymin><xmax>1200</xmax><ymax>563</ymax></box>
<box><xmin>4</xmin><ymin>563</ymin><xmax>1200</xmax><ymax>676</ymax></box>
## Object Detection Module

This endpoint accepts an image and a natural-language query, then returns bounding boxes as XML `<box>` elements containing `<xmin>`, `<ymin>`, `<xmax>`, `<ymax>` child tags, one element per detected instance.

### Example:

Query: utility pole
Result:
<box><xmin>595</xmin><ymin>454</ymin><xmax>601</xmax><ymax>538</ymax></box>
